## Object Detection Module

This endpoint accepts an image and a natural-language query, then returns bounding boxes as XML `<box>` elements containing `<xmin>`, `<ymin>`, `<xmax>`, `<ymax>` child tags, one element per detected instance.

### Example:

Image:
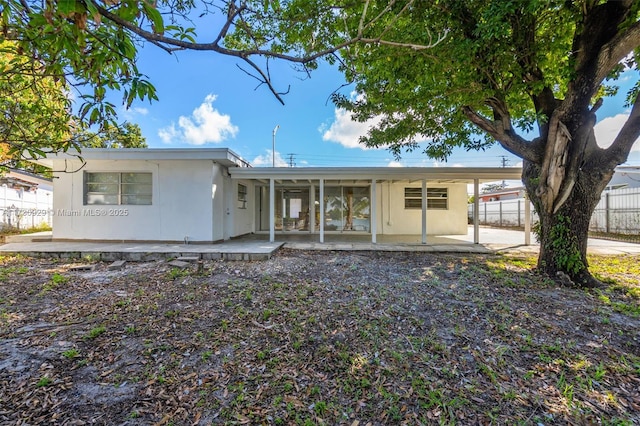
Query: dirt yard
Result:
<box><xmin>1</xmin><ymin>250</ymin><xmax>639</xmax><ymax>425</ymax></box>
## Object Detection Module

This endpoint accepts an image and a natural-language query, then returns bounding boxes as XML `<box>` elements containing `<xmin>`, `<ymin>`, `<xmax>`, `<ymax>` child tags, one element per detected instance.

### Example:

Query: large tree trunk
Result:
<box><xmin>522</xmin><ymin>134</ymin><xmax>615</xmax><ymax>288</ymax></box>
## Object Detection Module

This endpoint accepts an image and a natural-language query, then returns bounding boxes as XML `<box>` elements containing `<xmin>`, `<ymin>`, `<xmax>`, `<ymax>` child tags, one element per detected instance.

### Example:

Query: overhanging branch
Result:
<box><xmin>462</xmin><ymin>105</ymin><xmax>540</xmax><ymax>163</ymax></box>
<box><xmin>88</xmin><ymin>0</ymin><xmax>447</xmax><ymax>102</ymax></box>
<box><xmin>606</xmin><ymin>91</ymin><xmax>640</xmax><ymax>165</ymax></box>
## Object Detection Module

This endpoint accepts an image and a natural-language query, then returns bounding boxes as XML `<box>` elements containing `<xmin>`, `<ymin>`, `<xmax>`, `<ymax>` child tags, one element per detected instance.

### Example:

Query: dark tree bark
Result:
<box><xmin>464</xmin><ymin>1</ymin><xmax>640</xmax><ymax>287</ymax></box>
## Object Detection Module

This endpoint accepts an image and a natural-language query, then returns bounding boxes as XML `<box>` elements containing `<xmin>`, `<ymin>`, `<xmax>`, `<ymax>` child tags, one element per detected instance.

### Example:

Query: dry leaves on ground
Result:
<box><xmin>0</xmin><ymin>249</ymin><xmax>639</xmax><ymax>425</ymax></box>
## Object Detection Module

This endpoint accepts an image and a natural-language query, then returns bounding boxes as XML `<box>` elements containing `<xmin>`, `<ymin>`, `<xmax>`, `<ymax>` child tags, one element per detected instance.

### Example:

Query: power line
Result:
<box><xmin>286</xmin><ymin>153</ymin><xmax>296</xmax><ymax>167</ymax></box>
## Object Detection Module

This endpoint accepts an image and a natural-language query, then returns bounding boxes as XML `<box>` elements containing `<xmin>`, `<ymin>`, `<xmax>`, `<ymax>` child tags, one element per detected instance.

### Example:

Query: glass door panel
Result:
<box><xmin>317</xmin><ymin>186</ymin><xmax>370</xmax><ymax>232</ymax></box>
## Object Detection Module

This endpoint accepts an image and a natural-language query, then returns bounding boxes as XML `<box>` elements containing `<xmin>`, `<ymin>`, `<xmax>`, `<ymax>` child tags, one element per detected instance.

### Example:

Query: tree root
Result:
<box><xmin>556</xmin><ymin>270</ymin><xmax>605</xmax><ymax>289</ymax></box>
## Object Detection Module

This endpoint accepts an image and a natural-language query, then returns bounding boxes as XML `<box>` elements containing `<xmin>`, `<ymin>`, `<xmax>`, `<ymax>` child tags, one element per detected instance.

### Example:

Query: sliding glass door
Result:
<box><xmin>319</xmin><ymin>186</ymin><xmax>370</xmax><ymax>232</ymax></box>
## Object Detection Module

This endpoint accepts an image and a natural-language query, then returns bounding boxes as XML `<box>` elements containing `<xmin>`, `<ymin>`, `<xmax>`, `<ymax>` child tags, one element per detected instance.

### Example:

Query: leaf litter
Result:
<box><xmin>0</xmin><ymin>249</ymin><xmax>639</xmax><ymax>425</ymax></box>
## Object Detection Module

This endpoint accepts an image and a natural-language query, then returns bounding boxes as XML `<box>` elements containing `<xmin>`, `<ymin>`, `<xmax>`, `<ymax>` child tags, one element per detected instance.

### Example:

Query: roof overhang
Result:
<box><xmin>229</xmin><ymin>166</ymin><xmax>522</xmax><ymax>184</ymax></box>
<box><xmin>29</xmin><ymin>148</ymin><xmax>251</xmax><ymax>169</ymax></box>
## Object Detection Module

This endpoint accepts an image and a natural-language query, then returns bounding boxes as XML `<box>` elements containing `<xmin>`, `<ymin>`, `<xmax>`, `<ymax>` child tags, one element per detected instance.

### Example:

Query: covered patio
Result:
<box><xmin>229</xmin><ymin>166</ymin><xmax>528</xmax><ymax>245</ymax></box>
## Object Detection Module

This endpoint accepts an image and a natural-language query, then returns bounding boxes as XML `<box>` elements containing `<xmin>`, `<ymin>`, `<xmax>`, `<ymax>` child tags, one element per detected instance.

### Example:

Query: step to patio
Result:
<box><xmin>0</xmin><ymin>241</ymin><xmax>285</xmax><ymax>262</ymax></box>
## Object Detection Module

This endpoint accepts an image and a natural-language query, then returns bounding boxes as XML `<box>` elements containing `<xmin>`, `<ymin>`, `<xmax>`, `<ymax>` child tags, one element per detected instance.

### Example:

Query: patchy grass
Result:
<box><xmin>0</xmin><ymin>251</ymin><xmax>638</xmax><ymax>425</ymax></box>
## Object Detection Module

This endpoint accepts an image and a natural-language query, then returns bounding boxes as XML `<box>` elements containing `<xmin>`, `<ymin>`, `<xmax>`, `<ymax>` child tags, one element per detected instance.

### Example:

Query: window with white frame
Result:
<box><xmin>404</xmin><ymin>187</ymin><xmax>448</xmax><ymax>210</ymax></box>
<box><xmin>238</xmin><ymin>183</ymin><xmax>248</xmax><ymax>209</ymax></box>
<box><xmin>84</xmin><ymin>172</ymin><xmax>152</xmax><ymax>205</ymax></box>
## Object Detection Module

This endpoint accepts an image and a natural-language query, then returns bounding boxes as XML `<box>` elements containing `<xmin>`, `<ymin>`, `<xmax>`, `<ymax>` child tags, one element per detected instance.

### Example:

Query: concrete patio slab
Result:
<box><xmin>1</xmin><ymin>226</ymin><xmax>638</xmax><ymax>260</ymax></box>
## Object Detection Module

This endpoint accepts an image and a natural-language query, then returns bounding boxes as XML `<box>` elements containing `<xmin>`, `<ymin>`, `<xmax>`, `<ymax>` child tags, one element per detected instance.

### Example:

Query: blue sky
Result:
<box><xmin>115</xmin><ymin>41</ymin><xmax>640</xmax><ymax>170</ymax></box>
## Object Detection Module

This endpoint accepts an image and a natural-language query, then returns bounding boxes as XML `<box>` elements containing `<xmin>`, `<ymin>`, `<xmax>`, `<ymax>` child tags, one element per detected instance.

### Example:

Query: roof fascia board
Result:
<box><xmin>228</xmin><ymin>167</ymin><xmax>523</xmax><ymax>183</ymax></box>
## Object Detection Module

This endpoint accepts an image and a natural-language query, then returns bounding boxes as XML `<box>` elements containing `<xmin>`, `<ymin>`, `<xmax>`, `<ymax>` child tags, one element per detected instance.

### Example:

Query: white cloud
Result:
<box><xmin>321</xmin><ymin>107</ymin><xmax>383</xmax><ymax>149</ymax></box>
<box><xmin>120</xmin><ymin>106</ymin><xmax>149</xmax><ymax>121</ymax></box>
<box><xmin>387</xmin><ymin>161</ymin><xmax>404</xmax><ymax>167</ymax></box>
<box><xmin>133</xmin><ymin>107</ymin><xmax>149</xmax><ymax>116</ymax></box>
<box><xmin>158</xmin><ymin>94</ymin><xmax>238</xmax><ymax>145</ymax></box>
<box><xmin>594</xmin><ymin>113</ymin><xmax>640</xmax><ymax>151</ymax></box>
<box><xmin>251</xmin><ymin>150</ymin><xmax>289</xmax><ymax>167</ymax></box>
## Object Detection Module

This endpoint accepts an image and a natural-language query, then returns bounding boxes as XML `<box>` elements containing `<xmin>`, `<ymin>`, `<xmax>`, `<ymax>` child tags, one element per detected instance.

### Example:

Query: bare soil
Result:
<box><xmin>1</xmin><ymin>250</ymin><xmax>639</xmax><ymax>425</ymax></box>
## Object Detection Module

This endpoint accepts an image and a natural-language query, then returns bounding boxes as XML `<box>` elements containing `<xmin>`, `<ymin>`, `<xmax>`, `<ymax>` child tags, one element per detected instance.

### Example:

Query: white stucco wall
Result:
<box><xmin>51</xmin><ymin>159</ymin><xmax>228</xmax><ymax>242</ymax></box>
<box><xmin>232</xmin><ymin>179</ymin><xmax>255</xmax><ymax>237</ymax></box>
<box><xmin>376</xmin><ymin>181</ymin><xmax>468</xmax><ymax>235</ymax></box>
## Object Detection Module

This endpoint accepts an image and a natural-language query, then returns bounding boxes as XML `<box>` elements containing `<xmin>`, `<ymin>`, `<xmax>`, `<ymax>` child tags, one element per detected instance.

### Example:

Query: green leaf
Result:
<box><xmin>142</xmin><ymin>2</ymin><xmax>164</xmax><ymax>35</ymax></box>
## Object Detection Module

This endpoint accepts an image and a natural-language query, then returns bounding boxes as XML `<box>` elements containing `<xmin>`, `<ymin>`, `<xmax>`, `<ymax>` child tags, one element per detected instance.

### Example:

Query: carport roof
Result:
<box><xmin>229</xmin><ymin>166</ymin><xmax>523</xmax><ymax>184</ymax></box>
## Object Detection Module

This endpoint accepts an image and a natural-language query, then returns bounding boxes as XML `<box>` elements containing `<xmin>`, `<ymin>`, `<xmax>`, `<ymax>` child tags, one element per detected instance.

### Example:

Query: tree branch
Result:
<box><xmin>461</xmin><ymin>105</ymin><xmax>541</xmax><ymax>162</ymax></box>
<box><xmin>605</xmin><ymin>91</ymin><xmax>640</xmax><ymax>165</ymax></box>
<box><xmin>595</xmin><ymin>18</ymin><xmax>640</xmax><ymax>84</ymax></box>
<box><xmin>89</xmin><ymin>0</ymin><xmax>447</xmax><ymax>102</ymax></box>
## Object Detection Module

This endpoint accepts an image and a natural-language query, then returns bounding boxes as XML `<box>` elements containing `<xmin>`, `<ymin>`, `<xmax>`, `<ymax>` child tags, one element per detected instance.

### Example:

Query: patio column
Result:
<box><xmin>371</xmin><ymin>179</ymin><xmax>377</xmax><ymax>243</ymax></box>
<box><xmin>269</xmin><ymin>178</ymin><xmax>275</xmax><ymax>243</ymax></box>
<box><xmin>473</xmin><ymin>178</ymin><xmax>480</xmax><ymax>244</ymax></box>
<box><xmin>524</xmin><ymin>193</ymin><xmax>531</xmax><ymax>245</ymax></box>
<box><xmin>319</xmin><ymin>178</ymin><xmax>325</xmax><ymax>243</ymax></box>
<box><xmin>421</xmin><ymin>179</ymin><xmax>427</xmax><ymax>244</ymax></box>
<box><xmin>310</xmin><ymin>184</ymin><xmax>316</xmax><ymax>233</ymax></box>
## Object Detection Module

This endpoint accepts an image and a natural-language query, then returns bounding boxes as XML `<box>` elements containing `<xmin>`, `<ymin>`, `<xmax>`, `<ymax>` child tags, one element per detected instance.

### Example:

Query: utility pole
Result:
<box><xmin>272</xmin><ymin>125</ymin><xmax>280</xmax><ymax>167</ymax></box>
<box><xmin>499</xmin><ymin>156</ymin><xmax>509</xmax><ymax>188</ymax></box>
<box><xmin>286</xmin><ymin>153</ymin><xmax>296</xmax><ymax>167</ymax></box>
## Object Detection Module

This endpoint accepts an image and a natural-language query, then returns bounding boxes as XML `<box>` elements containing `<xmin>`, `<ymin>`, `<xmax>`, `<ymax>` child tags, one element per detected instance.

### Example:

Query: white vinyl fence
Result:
<box><xmin>590</xmin><ymin>187</ymin><xmax>640</xmax><ymax>239</ymax></box>
<box><xmin>0</xmin><ymin>185</ymin><xmax>53</xmax><ymax>231</ymax></box>
<box><xmin>468</xmin><ymin>187</ymin><xmax>640</xmax><ymax>242</ymax></box>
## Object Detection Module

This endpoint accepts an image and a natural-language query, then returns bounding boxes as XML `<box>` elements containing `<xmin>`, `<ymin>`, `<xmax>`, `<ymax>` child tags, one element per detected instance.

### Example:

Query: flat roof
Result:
<box><xmin>30</xmin><ymin>148</ymin><xmax>251</xmax><ymax>168</ymax></box>
<box><xmin>229</xmin><ymin>166</ymin><xmax>523</xmax><ymax>184</ymax></box>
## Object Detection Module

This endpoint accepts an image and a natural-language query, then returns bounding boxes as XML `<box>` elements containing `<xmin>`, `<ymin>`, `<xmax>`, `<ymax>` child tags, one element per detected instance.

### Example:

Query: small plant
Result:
<box><xmin>164</xmin><ymin>309</ymin><xmax>179</xmax><ymax>319</ymax></box>
<box><xmin>82</xmin><ymin>254</ymin><xmax>100</xmax><ymax>262</ymax></box>
<box><xmin>167</xmin><ymin>267</ymin><xmax>189</xmax><ymax>280</ymax></box>
<box><xmin>41</xmin><ymin>272</ymin><xmax>69</xmax><ymax>293</ymax></box>
<box><xmin>51</xmin><ymin>272</ymin><xmax>69</xmax><ymax>286</ymax></box>
<box><xmin>262</xmin><ymin>309</ymin><xmax>273</xmax><ymax>321</ymax></box>
<box><xmin>593</xmin><ymin>363</ymin><xmax>607</xmax><ymax>381</ymax></box>
<box><xmin>313</xmin><ymin>400</ymin><xmax>327</xmax><ymax>415</ymax></box>
<box><xmin>220</xmin><ymin>319</ymin><xmax>229</xmax><ymax>331</ymax></box>
<box><xmin>86</xmin><ymin>325</ymin><xmax>106</xmax><ymax>339</ymax></box>
<box><xmin>62</xmin><ymin>348</ymin><xmax>79</xmax><ymax>359</ymax></box>
<box><xmin>202</xmin><ymin>350</ymin><xmax>213</xmax><ymax>362</ymax></box>
<box><xmin>36</xmin><ymin>376</ymin><xmax>52</xmax><ymax>387</ymax></box>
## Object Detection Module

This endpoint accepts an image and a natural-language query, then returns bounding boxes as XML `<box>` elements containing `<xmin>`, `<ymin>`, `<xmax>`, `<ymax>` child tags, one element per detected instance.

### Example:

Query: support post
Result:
<box><xmin>319</xmin><ymin>179</ymin><xmax>325</xmax><ymax>243</ymax></box>
<box><xmin>474</xmin><ymin>179</ymin><xmax>480</xmax><ymax>244</ymax></box>
<box><xmin>309</xmin><ymin>184</ymin><xmax>315</xmax><ymax>233</ymax></box>
<box><xmin>421</xmin><ymin>179</ymin><xmax>427</xmax><ymax>244</ymax></box>
<box><xmin>269</xmin><ymin>178</ymin><xmax>275</xmax><ymax>243</ymax></box>
<box><xmin>605</xmin><ymin>192</ymin><xmax>610</xmax><ymax>234</ymax></box>
<box><xmin>371</xmin><ymin>179</ymin><xmax>377</xmax><ymax>243</ymax></box>
<box><xmin>524</xmin><ymin>194</ymin><xmax>531</xmax><ymax>245</ymax></box>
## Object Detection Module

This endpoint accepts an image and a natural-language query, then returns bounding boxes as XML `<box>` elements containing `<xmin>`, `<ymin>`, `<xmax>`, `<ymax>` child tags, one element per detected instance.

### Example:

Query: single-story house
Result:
<box><xmin>478</xmin><ymin>187</ymin><xmax>526</xmax><ymax>202</ymax></box>
<box><xmin>32</xmin><ymin>148</ymin><xmax>523</xmax><ymax>244</ymax></box>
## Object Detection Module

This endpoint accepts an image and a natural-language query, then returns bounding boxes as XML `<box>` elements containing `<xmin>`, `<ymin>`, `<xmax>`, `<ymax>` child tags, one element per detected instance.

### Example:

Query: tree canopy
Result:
<box><xmin>78</xmin><ymin>122</ymin><xmax>147</xmax><ymax>149</ymax></box>
<box><xmin>0</xmin><ymin>40</ymin><xmax>74</xmax><ymax>160</ymax></box>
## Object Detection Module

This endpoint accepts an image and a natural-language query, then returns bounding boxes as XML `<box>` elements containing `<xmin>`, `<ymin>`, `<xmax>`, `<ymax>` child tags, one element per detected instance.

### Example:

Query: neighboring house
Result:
<box><xmin>32</xmin><ymin>148</ymin><xmax>522</xmax><ymax>243</ymax></box>
<box><xmin>478</xmin><ymin>187</ymin><xmax>525</xmax><ymax>202</ymax></box>
<box><xmin>0</xmin><ymin>169</ymin><xmax>53</xmax><ymax>230</ymax></box>
<box><xmin>606</xmin><ymin>166</ymin><xmax>640</xmax><ymax>190</ymax></box>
